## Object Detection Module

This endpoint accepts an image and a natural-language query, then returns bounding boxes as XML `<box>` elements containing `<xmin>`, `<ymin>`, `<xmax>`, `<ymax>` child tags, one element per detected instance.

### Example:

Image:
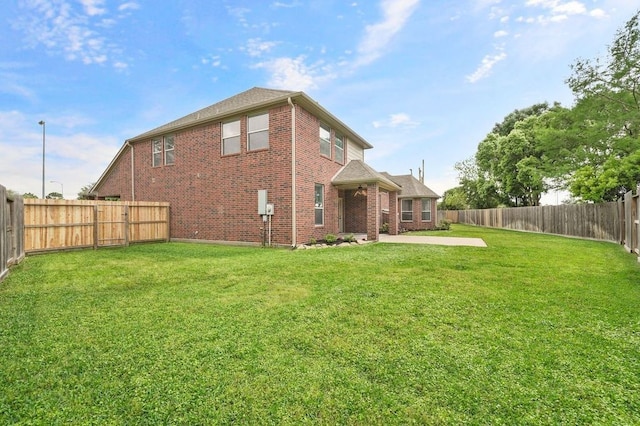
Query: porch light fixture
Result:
<box><xmin>353</xmin><ymin>185</ymin><xmax>367</xmax><ymax>197</ymax></box>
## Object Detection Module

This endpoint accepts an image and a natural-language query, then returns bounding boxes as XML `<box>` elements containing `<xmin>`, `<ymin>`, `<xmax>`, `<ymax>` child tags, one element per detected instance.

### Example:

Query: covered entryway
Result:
<box><xmin>332</xmin><ymin>160</ymin><xmax>401</xmax><ymax>241</ymax></box>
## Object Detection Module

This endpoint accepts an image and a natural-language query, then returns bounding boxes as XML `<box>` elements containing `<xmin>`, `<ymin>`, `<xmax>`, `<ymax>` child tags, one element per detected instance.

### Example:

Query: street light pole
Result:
<box><xmin>50</xmin><ymin>180</ymin><xmax>63</xmax><ymax>199</ymax></box>
<box><xmin>39</xmin><ymin>120</ymin><xmax>45</xmax><ymax>198</ymax></box>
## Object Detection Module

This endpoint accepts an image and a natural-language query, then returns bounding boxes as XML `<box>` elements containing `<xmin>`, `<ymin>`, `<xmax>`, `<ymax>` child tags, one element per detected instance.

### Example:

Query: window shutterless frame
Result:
<box><xmin>319</xmin><ymin>123</ymin><xmax>331</xmax><ymax>157</ymax></box>
<box><xmin>314</xmin><ymin>183</ymin><xmax>324</xmax><ymax>226</ymax></box>
<box><xmin>152</xmin><ymin>138</ymin><xmax>163</xmax><ymax>167</ymax></box>
<box><xmin>222</xmin><ymin>120</ymin><xmax>241</xmax><ymax>155</ymax></box>
<box><xmin>421</xmin><ymin>198</ymin><xmax>431</xmax><ymax>221</ymax></box>
<box><xmin>401</xmin><ymin>199</ymin><xmax>413</xmax><ymax>222</ymax></box>
<box><xmin>164</xmin><ymin>134</ymin><xmax>175</xmax><ymax>165</ymax></box>
<box><xmin>248</xmin><ymin>113</ymin><xmax>269</xmax><ymax>151</ymax></box>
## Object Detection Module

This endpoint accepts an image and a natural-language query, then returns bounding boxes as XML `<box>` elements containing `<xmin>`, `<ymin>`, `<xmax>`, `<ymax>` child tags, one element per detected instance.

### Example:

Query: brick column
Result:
<box><xmin>367</xmin><ymin>183</ymin><xmax>379</xmax><ymax>241</ymax></box>
<box><xmin>388</xmin><ymin>190</ymin><xmax>399</xmax><ymax>235</ymax></box>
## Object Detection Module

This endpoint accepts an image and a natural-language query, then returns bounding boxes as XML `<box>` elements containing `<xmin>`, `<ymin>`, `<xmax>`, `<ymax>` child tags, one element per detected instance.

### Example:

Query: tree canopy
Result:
<box><xmin>450</xmin><ymin>9</ymin><xmax>640</xmax><ymax>206</ymax></box>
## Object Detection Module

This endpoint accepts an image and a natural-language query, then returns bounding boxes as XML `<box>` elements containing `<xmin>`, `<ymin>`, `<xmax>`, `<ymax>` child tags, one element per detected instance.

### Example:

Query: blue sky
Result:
<box><xmin>1</xmin><ymin>0</ymin><xmax>637</xmax><ymax>202</ymax></box>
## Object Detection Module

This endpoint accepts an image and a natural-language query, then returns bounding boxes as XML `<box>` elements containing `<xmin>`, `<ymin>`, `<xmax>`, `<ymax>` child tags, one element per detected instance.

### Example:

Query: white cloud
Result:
<box><xmin>15</xmin><ymin>0</ymin><xmax>135</xmax><ymax>68</ymax></box>
<box><xmin>253</xmin><ymin>56</ymin><xmax>327</xmax><ymax>91</ymax></box>
<box><xmin>0</xmin><ymin>110</ymin><xmax>120</xmax><ymax>198</ymax></box>
<box><xmin>271</xmin><ymin>1</ymin><xmax>301</xmax><ymax>8</ymax></box>
<box><xmin>79</xmin><ymin>0</ymin><xmax>106</xmax><ymax>16</ymax></box>
<box><xmin>494</xmin><ymin>30</ymin><xmax>508</xmax><ymax>37</ymax></box>
<box><xmin>354</xmin><ymin>0</ymin><xmax>420</xmax><ymax>67</ymax></box>
<box><xmin>118</xmin><ymin>2</ymin><xmax>140</xmax><ymax>12</ymax></box>
<box><xmin>522</xmin><ymin>0</ymin><xmax>607</xmax><ymax>24</ymax></box>
<box><xmin>589</xmin><ymin>9</ymin><xmax>607</xmax><ymax>19</ymax></box>
<box><xmin>372</xmin><ymin>113</ymin><xmax>419</xmax><ymax>128</ymax></box>
<box><xmin>227</xmin><ymin>6</ymin><xmax>251</xmax><ymax>27</ymax></box>
<box><xmin>466</xmin><ymin>51</ymin><xmax>507</xmax><ymax>83</ymax></box>
<box><xmin>244</xmin><ymin>38</ymin><xmax>279</xmax><ymax>57</ymax></box>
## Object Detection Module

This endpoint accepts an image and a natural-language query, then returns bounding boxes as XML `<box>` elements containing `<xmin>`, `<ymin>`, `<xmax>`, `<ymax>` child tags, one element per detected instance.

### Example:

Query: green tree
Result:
<box><xmin>454</xmin><ymin>157</ymin><xmax>503</xmax><ymax>209</ymax></box>
<box><xmin>78</xmin><ymin>183</ymin><xmax>95</xmax><ymax>200</ymax></box>
<box><xmin>466</xmin><ymin>104</ymin><xmax>551</xmax><ymax>207</ymax></box>
<box><xmin>439</xmin><ymin>186</ymin><xmax>468</xmax><ymax>210</ymax></box>
<box><xmin>46</xmin><ymin>192</ymin><xmax>63</xmax><ymax>200</ymax></box>
<box><xmin>561</xmin><ymin>9</ymin><xmax>640</xmax><ymax>200</ymax></box>
<box><xmin>22</xmin><ymin>192</ymin><xmax>38</xmax><ymax>199</ymax></box>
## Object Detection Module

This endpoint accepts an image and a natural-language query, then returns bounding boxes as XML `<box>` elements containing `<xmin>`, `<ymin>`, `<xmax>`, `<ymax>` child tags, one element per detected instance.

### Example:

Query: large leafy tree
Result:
<box><xmin>458</xmin><ymin>103</ymin><xmax>551</xmax><ymax>207</ymax></box>
<box><xmin>78</xmin><ymin>183</ymin><xmax>95</xmax><ymax>200</ymax></box>
<box><xmin>561</xmin><ymin>9</ymin><xmax>640</xmax><ymax>201</ymax></box>
<box><xmin>439</xmin><ymin>186</ymin><xmax>469</xmax><ymax>210</ymax></box>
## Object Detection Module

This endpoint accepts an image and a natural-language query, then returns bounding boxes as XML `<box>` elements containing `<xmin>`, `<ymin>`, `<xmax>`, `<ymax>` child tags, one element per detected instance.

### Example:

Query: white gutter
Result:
<box><xmin>126</xmin><ymin>140</ymin><xmax>135</xmax><ymax>201</ymax></box>
<box><xmin>288</xmin><ymin>97</ymin><xmax>297</xmax><ymax>247</ymax></box>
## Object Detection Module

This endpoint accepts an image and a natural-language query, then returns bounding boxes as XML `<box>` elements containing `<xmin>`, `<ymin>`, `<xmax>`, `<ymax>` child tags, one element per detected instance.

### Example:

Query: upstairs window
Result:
<box><xmin>248</xmin><ymin>113</ymin><xmax>269</xmax><ymax>151</ymax></box>
<box><xmin>164</xmin><ymin>134</ymin><xmax>175</xmax><ymax>165</ymax></box>
<box><xmin>319</xmin><ymin>123</ymin><xmax>331</xmax><ymax>157</ymax></box>
<box><xmin>401</xmin><ymin>199</ymin><xmax>413</xmax><ymax>222</ymax></box>
<box><xmin>152</xmin><ymin>139</ymin><xmax>163</xmax><ymax>167</ymax></box>
<box><xmin>315</xmin><ymin>183</ymin><xmax>324</xmax><ymax>226</ymax></box>
<box><xmin>222</xmin><ymin>120</ymin><xmax>241</xmax><ymax>155</ymax></box>
<box><xmin>335</xmin><ymin>133</ymin><xmax>344</xmax><ymax>164</ymax></box>
<box><xmin>422</xmin><ymin>198</ymin><xmax>432</xmax><ymax>221</ymax></box>
<box><xmin>152</xmin><ymin>135</ymin><xmax>175</xmax><ymax>167</ymax></box>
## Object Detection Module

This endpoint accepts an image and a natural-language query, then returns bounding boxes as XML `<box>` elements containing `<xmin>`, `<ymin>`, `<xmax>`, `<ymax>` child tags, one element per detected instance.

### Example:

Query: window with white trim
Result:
<box><xmin>335</xmin><ymin>132</ymin><xmax>344</xmax><ymax>164</ymax></box>
<box><xmin>164</xmin><ymin>134</ymin><xmax>175</xmax><ymax>165</ymax></box>
<box><xmin>421</xmin><ymin>198</ymin><xmax>432</xmax><ymax>221</ymax></box>
<box><xmin>315</xmin><ymin>183</ymin><xmax>324</xmax><ymax>226</ymax></box>
<box><xmin>319</xmin><ymin>123</ymin><xmax>331</xmax><ymax>157</ymax></box>
<box><xmin>222</xmin><ymin>120</ymin><xmax>241</xmax><ymax>155</ymax></box>
<box><xmin>152</xmin><ymin>138</ymin><xmax>162</xmax><ymax>167</ymax></box>
<box><xmin>401</xmin><ymin>199</ymin><xmax>413</xmax><ymax>222</ymax></box>
<box><xmin>248</xmin><ymin>113</ymin><xmax>269</xmax><ymax>151</ymax></box>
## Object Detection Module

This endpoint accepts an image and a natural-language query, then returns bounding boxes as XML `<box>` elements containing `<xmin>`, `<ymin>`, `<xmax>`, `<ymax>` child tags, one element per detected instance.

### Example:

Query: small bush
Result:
<box><xmin>324</xmin><ymin>234</ymin><xmax>337</xmax><ymax>244</ymax></box>
<box><xmin>380</xmin><ymin>223</ymin><xmax>389</xmax><ymax>233</ymax></box>
<box><xmin>343</xmin><ymin>233</ymin><xmax>356</xmax><ymax>243</ymax></box>
<box><xmin>309</xmin><ymin>237</ymin><xmax>317</xmax><ymax>245</ymax></box>
<box><xmin>435</xmin><ymin>219</ymin><xmax>452</xmax><ymax>231</ymax></box>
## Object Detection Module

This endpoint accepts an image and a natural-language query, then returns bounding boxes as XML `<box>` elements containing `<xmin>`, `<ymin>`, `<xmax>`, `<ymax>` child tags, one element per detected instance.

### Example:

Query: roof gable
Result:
<box><xmin>381</xmin><ymin>173</ymin><xmax>440</xmax><ymax>198</ymax></box>
<box><xmin>332</xmin><ymin>160</ymin><xmax>401</xmax><ymax>191</ymax></box>
<box><xmin>132</xmin><ymin>87</ymin><xmax>296</xmax><ymax>140</ymax></box>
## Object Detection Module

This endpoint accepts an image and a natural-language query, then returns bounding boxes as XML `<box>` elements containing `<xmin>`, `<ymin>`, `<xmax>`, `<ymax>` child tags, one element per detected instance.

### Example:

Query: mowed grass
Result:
<box><xmin>0</xmin><ymin>225</ymin><xmax>638</xmax><ymax>424</ymax></box>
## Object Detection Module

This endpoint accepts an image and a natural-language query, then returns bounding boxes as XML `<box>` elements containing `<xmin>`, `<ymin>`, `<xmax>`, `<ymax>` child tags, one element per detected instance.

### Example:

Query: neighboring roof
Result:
<box><xmin>332</xmin><ymin>160</ymin><xmax>401</xmax><ymax>192</ymax></box>
<box><xmin>381</xmin><ymin>173</ymin><xmax>440</xmax><ymax>198</ymax></box>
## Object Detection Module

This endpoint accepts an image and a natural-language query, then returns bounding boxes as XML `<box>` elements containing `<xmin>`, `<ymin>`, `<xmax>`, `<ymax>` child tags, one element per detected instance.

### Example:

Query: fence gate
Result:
<box><xmin>96</xmin><ymin>203</ymin><xmax>129</xmax><ymax>247</ymax></box>
<box><xmin>23</xmin><ymin>199</ymin><xmax>170</xmax><ymax>252</ymax></box>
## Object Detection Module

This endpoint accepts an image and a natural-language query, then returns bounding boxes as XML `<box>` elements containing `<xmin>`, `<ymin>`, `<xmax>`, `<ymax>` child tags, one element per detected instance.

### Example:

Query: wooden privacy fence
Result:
<box><xmin>440</xmin><ymin>203</ymin><xmax>622</xmax><ymax>242</ymax></box>
<box><xmin>1</xmin><ymin>184</ymin><xmax>25</xmax><ymax>281</ymax></box>
<box><xmin>622</xmin><ymin>187</ymin><xmax>639</xmax><ymax>258</ymax></box>
<box><xmin>24</xmin><ymin>199</ymin><xmax>170</xmax><ymax>253</ymax></box>
<box><xmin>439</xmin><ymin>186</ymin><xmax>640</xmax><ymax>261</ymax></box>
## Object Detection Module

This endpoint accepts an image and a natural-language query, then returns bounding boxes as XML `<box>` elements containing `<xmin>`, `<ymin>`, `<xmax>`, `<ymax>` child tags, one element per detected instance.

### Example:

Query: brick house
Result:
<box><xmin>91</xmin><ymin>87</ymin><xmax>439</xmax><ymax>246</ymax></box>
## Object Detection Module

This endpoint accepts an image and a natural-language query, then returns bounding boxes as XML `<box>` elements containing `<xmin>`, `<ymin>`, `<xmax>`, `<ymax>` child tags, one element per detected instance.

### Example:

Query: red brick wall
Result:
<box><xmin>95</xmin><ymin>102</ymin><xmax>353</xmax><ymax>246</ymax></box>
<box><xmin>344</xmin><ymin>189</ymin><xmax>367</xmax><ymax>234</ymax></box>
<box><xmin>399</xmin><ymin>197</ymin><xmax>437</xmax><ymax>231</ymax></box>
<box><xmin>96</xmin><ymin>104</ymin><xmax>295</xmax><ymax>245</ymax></box>
<box><xmin>97</xmin><ymin>148</ymin><xmax>132</xmax><ymax>200</ymax></box>
<box><xmin>293</xmin><ymin>105</ymin><xmax>345</xmax><ymax>244</ymax></box>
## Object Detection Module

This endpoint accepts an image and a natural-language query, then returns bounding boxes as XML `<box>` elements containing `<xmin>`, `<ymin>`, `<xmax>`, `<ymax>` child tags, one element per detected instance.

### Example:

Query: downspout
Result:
<box><xmin>288</xmin><ymin>97</ymin><xmax>297</xmax><ymax>247</ymax></box>
<box><xmin>126</xmin><ymin>140</ymin><xmax>135</xmax><ymax>201</ymax></box>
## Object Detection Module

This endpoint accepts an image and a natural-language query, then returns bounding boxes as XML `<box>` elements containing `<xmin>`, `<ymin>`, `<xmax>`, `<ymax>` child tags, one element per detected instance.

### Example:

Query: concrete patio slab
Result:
<box><xmin>378</xmin><ymin>234</ymin><xmax>487</xmax><ymax>247</ymax></box>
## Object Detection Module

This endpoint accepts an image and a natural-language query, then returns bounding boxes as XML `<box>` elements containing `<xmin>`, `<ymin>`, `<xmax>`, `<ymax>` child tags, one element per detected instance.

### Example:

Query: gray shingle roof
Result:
<box><xmin>131</xmin><ymin>87</ymin><xmax>296</xmax><ymax>140</ymax></box>
<box><xmin>332</xmin><ymin>160</ymin><xmax>401</xmax><ymax>191</ymax></box>
<box><xmin>381</xmin><ymin>173</ymin><xmax>440</xmax><ymax>198</ymax></box>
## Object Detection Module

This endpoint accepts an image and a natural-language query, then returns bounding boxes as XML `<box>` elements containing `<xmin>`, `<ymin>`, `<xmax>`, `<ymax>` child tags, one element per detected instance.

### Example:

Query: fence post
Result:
<box><xmin>93</xmin><ymin>204</ymin><xmax>99</xmax><ymax>250</ymax></box>
<box><xmin>124</xmin><ymin>204</ymin><xmax>130</xmax><ymax>247</ymax></box>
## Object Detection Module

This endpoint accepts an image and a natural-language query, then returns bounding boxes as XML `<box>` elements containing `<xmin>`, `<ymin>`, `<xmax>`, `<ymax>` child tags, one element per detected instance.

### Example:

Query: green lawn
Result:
<box><xmin>1</xmin><ymin>225</ymin><xmax>638</xmax><ymax>424</ymax></box>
